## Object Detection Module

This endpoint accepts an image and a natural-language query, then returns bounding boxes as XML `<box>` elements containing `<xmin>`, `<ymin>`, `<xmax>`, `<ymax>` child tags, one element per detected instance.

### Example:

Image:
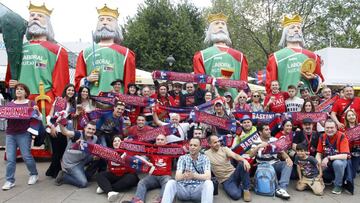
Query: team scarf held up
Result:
<box><xmin>316</xmin><ymin>95</ymin><xmax>339</xmax><ymax>112</ymax></box>
<box><xmin>152</xmin><ymin>70</ymin><xmax>250</xmax><ymax>91</ymax></box>
<box><xmin>118</xmin><ymin>140</ymin><xmax>185</xmax><ymax>157</ymax></box>
<box><xmin>346</xmin><ymin>125</ymin><xmax>360</xmax><ymax>142</ymax></box>
<box><xmin>136</xmin><ymin>124</ymin><xmax>178</xmax><ymax>142</ymax></box>
<box><xmin>93</xmin><ymin>92</ymin><xmax>155</xmax><ymax>107</ymax></box>
<box><xmin>74</xmin><ymin>141</ymin><xmax>155</xmax><ymax>174</ymax></box>
<box><xmin>232</xmin><ymin>131</ymin><xmax>260</xmax><ymax>155</ymax></box>
<box><xmin>262</xmin><ymin>133</ymin><xmax>293</xmax><ymax>154</ymax></box>
<box><xmin>190</xmin><ymin>110</ymin><xmax>237</xmax><ymax>132</ymax></box>
<box><xmin>0</xmin><ymin>106</ymin><xmax>34</xmax><ymax>119</ymax></box>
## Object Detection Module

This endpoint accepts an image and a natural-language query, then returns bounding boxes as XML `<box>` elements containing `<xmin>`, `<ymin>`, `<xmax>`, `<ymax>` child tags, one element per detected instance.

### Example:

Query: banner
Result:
<box><xmin>215</xmin><ymin>78</ymin><xmax>250</xmax><ymax>91</ymax></box>
<box><xmin>152</xmin><ymin>70</ymin><xmax>212</xmax><ymax>84</ymax></box>
<box><xmin>346</xmin><ymin>125</ymin><xmax>360</xmax><ymax>142</ymax></box>
<box><xmin>93</xmin><ymin>93</ymin><xmax>155</xmax><ymax>107</ymax></box>
<box><xmin>191</xmin><ymin>110</ymin><xmax>237</xmax><ymax>132</ymax></box>
<box><xmin>137</xmin><ymin>124</ymin><xmax>178</xmax><ymax>142</ymax></box>
<box><xmin>0</xmin><ymin>106</ymin><xmax>33</xmax><ymax>119</ymax></box>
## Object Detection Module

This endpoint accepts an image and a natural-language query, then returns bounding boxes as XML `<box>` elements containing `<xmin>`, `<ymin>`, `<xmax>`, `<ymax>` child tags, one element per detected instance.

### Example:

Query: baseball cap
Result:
<box><xmin>302</xmin><ymin>118</ymin><xmax>313</xmax><ymax>124</ymax></box>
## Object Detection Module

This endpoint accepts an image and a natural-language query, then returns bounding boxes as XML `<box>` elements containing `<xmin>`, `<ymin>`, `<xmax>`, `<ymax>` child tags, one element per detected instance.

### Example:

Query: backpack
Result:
<box><xmin>254</xmin><ymin>162</ymin><xmax>277</xmax><ymax>196</ymax></box>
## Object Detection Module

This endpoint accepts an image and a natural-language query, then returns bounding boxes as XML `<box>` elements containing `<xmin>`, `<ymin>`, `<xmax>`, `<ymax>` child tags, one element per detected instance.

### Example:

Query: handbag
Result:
<box><xmin>192</xmin><ymin>161</ymin><xmax>219</xmax><ymax>195</ymax></box>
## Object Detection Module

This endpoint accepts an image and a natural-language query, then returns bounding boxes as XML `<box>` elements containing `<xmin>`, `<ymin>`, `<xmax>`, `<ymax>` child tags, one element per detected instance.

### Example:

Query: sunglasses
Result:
<box><xmin>116</xmin><ymin>101</ymin><xmax>126</xmax><ymax>105</ymax></box>
<box><xmin>253</xmin><ymin>95</ymin><xmax>260</xmax><ymax>97</ymax></box>
<box><xmin>239</xmin><ymin>96</ymin><xmax>247</xmax><ymax>99</ymax></box>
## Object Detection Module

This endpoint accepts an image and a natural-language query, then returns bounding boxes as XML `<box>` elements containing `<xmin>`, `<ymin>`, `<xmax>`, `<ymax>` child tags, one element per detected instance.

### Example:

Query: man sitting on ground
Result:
<box><xmin>206</xmin><ymin>135</ymin><xmax>252</xmax><ymax>201</ymax></box>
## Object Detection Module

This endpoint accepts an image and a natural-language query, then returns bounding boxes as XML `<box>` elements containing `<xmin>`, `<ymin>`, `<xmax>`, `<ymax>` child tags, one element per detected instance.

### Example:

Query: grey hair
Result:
<box><xmin>94</xmin><ymin>20</ymin><xmax>123</xmax><ymax>45</ymax></box>
<box><xmin>278</xmin><ymin>26</ymin><xmax>305</xmax><ymax>48</ymax></box>
<box><xmin>26</xmin><ymin>15</ymin><xmax>55</xmax><ymax>42</ymax></box>
<box><xmin>204</xmin><ymin>22</ymin><xmax>232</xmax><ymax>46</ymax></box>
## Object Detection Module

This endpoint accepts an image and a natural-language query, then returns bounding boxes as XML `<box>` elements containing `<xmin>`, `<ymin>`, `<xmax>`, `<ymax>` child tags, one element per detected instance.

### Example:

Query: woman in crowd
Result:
<box><xmin>224</xmin><ymin>92</ymin><xmax>233</xmax><ymax>113</ymax></box>
<box><xmin>126</xmin><ymin>83</ymin><xmax>141</xmax><ymax>125</ymax></box>
<box><xmin>344</xmin><ymin>109</ymin><xmax>360</xmax><ymax>176</ymax></box>
<box><xmin>275</xmin><ymin>119</ymin><xmax>294</xmax><ymax>139</ymax></box>
<box><xmin>152</xmin><ymin>83</ymin><xmax>175</xmax><ymax>122</ymax></box>
<box><xmin>233</xmin><ymin>90</ymin><xmax>251</xmax><ymax>112</ymax></box>
<box><xmin>45</xmin><ymin>84</ymin><xmax>76</xmax><ymax>178</ymax></box>
<box><xmin>250</xmin><ymin>91</ymin><xmax>264</xmax><ymax>112</ymax></box>
<box><xmin>96</xmin><ymin>136</ymin><xmax>139</xmax><ymax>201</ymax></box>
<box><xmin>2</xmin><ymin>83</ymin><xmax>39</xmax><ymax>190</ymax></box>
<box><xmin>301</xmin><ymin>100</ymin><xmax>316</xmax><ymax>113</ymax></box>
<box><xmin>74</xmin><ymin>86</ymin><xmax>95</xmax><ymax>130</ymax></box>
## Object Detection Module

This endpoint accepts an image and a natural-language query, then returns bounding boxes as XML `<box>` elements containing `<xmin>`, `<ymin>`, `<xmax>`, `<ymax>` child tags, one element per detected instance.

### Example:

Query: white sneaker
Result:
<box><xmin>275</xmin><ymin>188</ymin><xmax>290</xmax><ymax>199</ymax></box>
<box><xmin>2</xmin><ymin>181</ymin><xmax>15</xmax><ymax>190</ymax></box>
<box><xmin>28</xmin><ymin>175</ymin><xmax>39</xmax><ymax>185</ymax></box>
<box><xmin>107</xmin><ymin>191</ymin><xmax>119</xmax><ymax>202</ymax></box>
<box><xmin>96</xmin><ymin>186</ymin><xmax>104</xmax><ymax>194</ymax></box>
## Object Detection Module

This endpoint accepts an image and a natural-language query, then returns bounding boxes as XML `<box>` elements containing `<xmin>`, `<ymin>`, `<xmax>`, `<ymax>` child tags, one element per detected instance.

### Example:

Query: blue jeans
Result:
<box><xmin>222</xmin><ymin>162</ymin><xmax>251</xmax><ymax>200</ymax></box>
<box><xmin>162</xmin><ymin>179</ymin><xmax>213</xmax><ymax>203</ymax></box>
<box><xmin>135</xmin><ymin>175</ymin><xmax>171</xmax><ymax>201</ymax></box>
<box><xmin>272</xmin><ymin>161</ymin><xmax>292</xmax><ymax>190</ymax></box>
<box><xmin>323</xmin><ymin>159</ymin><xmax>347</xmax><ymax>187</ymax></box>
<box><xmin>62</xmin><ymin>162</ymin><xmax>88</xmax><ymax>188</ymax></box>
<box><xmin>6</xmin><ymin>132</ymin><xmax>38</xmax><ymax>183</ymax></box>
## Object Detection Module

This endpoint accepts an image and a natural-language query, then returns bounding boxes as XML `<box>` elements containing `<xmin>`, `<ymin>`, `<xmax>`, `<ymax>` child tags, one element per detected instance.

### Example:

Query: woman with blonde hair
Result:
<box><xmin>233</xmin><ymin>90</ymin><xmax>251</xmax><ymax>112</ymax></box>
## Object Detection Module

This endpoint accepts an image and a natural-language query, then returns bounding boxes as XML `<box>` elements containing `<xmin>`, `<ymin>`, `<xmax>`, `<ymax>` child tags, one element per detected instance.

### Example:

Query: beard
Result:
<box><xmin>286</xmin><ymin>33</ymin><xmax>303</xmax><ymax>43</ymax></box>
<box><xmin>27</xmin><ymin>21</ymin><xmax>48</xmax><ymax>36</ymax></box>
<box><xmin>94</xmin><ymin>26</ymin><xmax>116</xmax><ymax>40</ymax></box>
<box><xmin>210</xmin><ymin>30</ymin><xmax>231</xmax><ymax>44</ymax></box>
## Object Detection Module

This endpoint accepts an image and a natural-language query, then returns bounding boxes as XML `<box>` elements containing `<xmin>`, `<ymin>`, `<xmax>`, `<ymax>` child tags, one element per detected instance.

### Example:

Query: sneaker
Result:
<box><xmin>96</xmin><ymin>186</ymin><xmax>104</xmax><ymax>194</ymax></box>
<box><xmin>2</xmin><ymin>181</ymin><xmax>15</xmax><ymax>190</ymax></box>
<box><xmin>152</xmin><ymin>196</ymin><xmax>161</xmax><ymax>203</ymax></box>
<box><xmin>275</xmin><ymin>188</ymin><xmax>290</xmax><ymax>200</ymax></box>
<box><xmin>332</xmin><ymin>186</ymin><xmax>342</xmax><ymax>195</ymax></box>
<box><xmin>107</xmin><ymin>191</ymin><xmax>119</xmax><ymax>202</ymax></box>
<box><xmin>55</xmin><ymin>170</ymin><xmax>65</xmax><ymax>186</ymax></box>
<box><xmin>28</xmin><ymin>175</ymin><xmax>39</xmax><ymax>185</ymax></box>
<box><xmin>243</xmin><ymin>190</ymin><xmax>252</xmax><ymax>202</ymax></box>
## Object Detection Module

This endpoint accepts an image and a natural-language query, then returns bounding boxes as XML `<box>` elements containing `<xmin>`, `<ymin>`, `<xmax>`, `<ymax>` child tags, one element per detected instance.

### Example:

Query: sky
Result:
<box><xmin>0</xmin><ymin>0</ymin><xmax>212</xmax><ymax>43</ymax></box>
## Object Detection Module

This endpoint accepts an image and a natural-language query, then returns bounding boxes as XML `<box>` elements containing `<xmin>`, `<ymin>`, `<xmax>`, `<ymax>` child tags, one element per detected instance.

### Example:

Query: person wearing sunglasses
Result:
<box><xmin>233</xmin><ymin>91</ymin><xmax>251</xmax><ymax>112</ymax></box>
<box><xmin>250</xmin><ymin>91</ymin><xmax>264</xmax><ymax>112</ymax></box>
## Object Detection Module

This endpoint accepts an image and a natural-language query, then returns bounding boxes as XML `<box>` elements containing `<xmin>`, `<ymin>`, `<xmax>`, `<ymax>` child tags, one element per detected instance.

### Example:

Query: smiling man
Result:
<box><xmin>75</xmin><ymin>4</ymin><xmax>135</xmax><ymax>95</ymax></box>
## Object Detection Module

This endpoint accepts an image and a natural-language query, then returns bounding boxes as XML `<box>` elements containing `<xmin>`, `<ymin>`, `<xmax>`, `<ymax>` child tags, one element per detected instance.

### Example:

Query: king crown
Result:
<box><xmin>282</xmin><ymin>14</ymin><xmax>302</xmax><ymax>27</ymax></box>
<box><xmin>97</xmin><ymin>4</ymin><xmax>119</xmax><ymax>19</ymax></box>
<box><xmin>28</xmin><ymin>2</ymin><xmax>53</xmax><ymax>16</ymax></box>
<box><xmin>207</xmin><ymin>13</ymin><xmax>228</xmax><ymax>23</ymax></box>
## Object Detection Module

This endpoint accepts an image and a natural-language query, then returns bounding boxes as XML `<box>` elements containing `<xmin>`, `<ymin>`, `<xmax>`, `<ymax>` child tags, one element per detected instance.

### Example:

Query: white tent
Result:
<box><xmin>315</xmin><ymin>47</ymin><xmax>360</xmax><ymax>86</ymax></box>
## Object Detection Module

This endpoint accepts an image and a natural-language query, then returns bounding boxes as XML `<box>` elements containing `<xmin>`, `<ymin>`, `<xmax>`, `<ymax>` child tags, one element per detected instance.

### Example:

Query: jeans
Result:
<box><xmin>323</xmin><ymin>159</ymin><xmax>347</xmax><ymax>187</ymax></box>
<box><xmin>6</xmin><ymin>132</ymin><xmax>38</xmax><ymax>183</ymax></box>
<box><xmin>351</xmin><ymin>156</ymin><xmax>360</xmax><ymax>176</ymax></box>
<box><xmin>62</xmin><ymin>162</ymin><xmax>88</xmax><ymax>188</ymax></box>
<box><xmin>135</xmin><ymin>175</ymin><xmax>171</xmax><ymax>201</ymax></box>
<box><xmin>272</xmin><ymin>161</ymin><xmax>292</xmax><ymax>190</ymax></box>
<box><xmin>222</xmin><ymin>162</ymin><xmax>251</xmax><ymax>200</ymax></box>
<box><xmin>96</xmin><ymin>171</ymin><xmax>139</xmax><ymax>193</ymax></box>
<box><xmin>162</xmin><ymin>179</ymin><xmax>213</xmax><ymax>203</ymax></box>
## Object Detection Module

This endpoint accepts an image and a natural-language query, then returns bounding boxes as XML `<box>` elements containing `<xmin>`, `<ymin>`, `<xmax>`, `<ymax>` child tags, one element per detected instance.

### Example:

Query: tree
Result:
<box><xmin>122</xmin><ymin>0</ymin><xmax>206</xmax><ymax>72</ymax></box>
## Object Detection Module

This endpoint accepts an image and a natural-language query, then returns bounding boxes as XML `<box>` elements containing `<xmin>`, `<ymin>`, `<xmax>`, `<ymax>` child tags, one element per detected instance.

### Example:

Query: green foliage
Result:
<box><xmin>123</xmin><ymin>0</ymin><xmax>206</xmax><ymax>72</ymax></box>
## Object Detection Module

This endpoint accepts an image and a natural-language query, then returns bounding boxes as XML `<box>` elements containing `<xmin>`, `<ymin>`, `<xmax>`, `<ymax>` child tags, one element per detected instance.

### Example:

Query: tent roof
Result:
<box><xmin>316</xmin><ymin>47</ymin><xmax>360</xmax><ymax>86</ymax></box>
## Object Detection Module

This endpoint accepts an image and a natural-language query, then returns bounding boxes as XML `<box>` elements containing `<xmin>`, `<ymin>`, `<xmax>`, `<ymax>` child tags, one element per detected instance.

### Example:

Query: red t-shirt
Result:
<box><xmin>126</xmin><ymin>125</ymin><xmax>154</xmax><ymax>140</ymax></box>
<box><xmin>317</xmin><ymin>131</ymin><xmax>350</xmax><ymax>156</ymax></box>
<box><xmin>331</xmin><ymin>97</ymin><xmax>360</xmax><ymax>124</ymax></box>
<box><xmin>149</xmin><ymin>154</ymin><xmax>173</xmax><ymax>176</ymax></box>
<box><xmin>264</xmin><ymin>91</ymin><xmax>290</xmax><ymax>113</ymax></box>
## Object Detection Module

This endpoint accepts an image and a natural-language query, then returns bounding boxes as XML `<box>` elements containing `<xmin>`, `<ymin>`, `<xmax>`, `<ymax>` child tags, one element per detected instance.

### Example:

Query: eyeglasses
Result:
<box><xmin>253</xmin><ymin>95</ymin><xmax>260</xmax><ymax>97</ymax></box>
<box><xmin>239</xmin><ymin>96</ymin><xmax>247</xmax><ymax>99</ymax></box>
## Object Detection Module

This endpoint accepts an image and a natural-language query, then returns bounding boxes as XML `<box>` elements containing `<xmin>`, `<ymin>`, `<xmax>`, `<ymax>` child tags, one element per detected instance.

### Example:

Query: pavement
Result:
<box><xmin>0</xmin><ymin>130</ymin><xmax>360</xmax><ymax>203</ymax></box>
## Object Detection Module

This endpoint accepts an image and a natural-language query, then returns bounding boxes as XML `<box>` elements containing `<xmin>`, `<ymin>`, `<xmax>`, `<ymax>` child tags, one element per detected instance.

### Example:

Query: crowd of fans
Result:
<box><xmin>2</xmin><ymin>79</ymin><xmax>359</xmax><ymax>203</ymax></box>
